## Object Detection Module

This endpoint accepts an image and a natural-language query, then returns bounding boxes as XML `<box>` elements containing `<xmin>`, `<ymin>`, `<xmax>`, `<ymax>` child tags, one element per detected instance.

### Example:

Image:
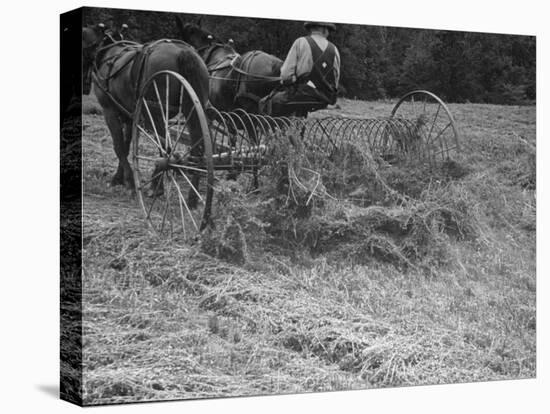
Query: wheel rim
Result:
<box><xmin>132</xmin><ymin>70</ymin><xmax>213</xmax><ymax>240</ymax></box>
<box><xmin>390</xmin><ymin>90</ymin><xmax>460</xmax><ymax>166</ymax></box>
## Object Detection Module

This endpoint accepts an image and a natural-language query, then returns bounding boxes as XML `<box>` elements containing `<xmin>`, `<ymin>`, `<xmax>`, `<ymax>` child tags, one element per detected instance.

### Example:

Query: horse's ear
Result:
<box><xmin>119</xmin><ymin>23</ymin><xmax>128</xmax><ymax>40</ymax></box>
<box><xmin>95</xmin><ymin>23</ymin><xmax>106</xmax><ymax>34</ymax></box>
<box><xmin>196</xmin><ymin>16</ymin><xmax>203</xmax><ymax>27</ymax></box>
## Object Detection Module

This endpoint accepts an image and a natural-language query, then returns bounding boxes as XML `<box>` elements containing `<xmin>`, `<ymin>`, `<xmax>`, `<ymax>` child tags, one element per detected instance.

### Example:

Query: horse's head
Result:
<box><xmin>82</xmin><ymin>23</ymin><xmax>129</xmax><ymax>94</ymax></box>
<box><xmin>176</xmin><ymin>19</ymin><xmax>215</xmax><ymax>52</ymax></box>
<box><xmin>82</xmin><ymin>23</ymin><xmax>106</xmax><ymax>94</ymax></box>
<box><xmin>105</xmin><ymin>24</ymin><xmax>130</xmax><ymax>43</ymax></box>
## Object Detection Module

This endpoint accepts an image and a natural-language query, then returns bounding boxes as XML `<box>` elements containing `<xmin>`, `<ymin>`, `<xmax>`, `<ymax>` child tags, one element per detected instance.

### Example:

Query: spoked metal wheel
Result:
<box><xmin>132</xmin><ymin>70</ymin><xmax>213</xmax><ymax>240</ymax></box>
<box><xmin>390</xmin><ymin>90</ymin><xmax>460</xmax><ymax>165</ymax></box>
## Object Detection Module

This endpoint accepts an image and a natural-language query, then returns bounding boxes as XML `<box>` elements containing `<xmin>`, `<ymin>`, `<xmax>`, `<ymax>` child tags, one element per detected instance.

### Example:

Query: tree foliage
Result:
<box><xmin>83</xmin><ymin>7</ymin><xmax>536</xmax><ymax>104</ymax></box>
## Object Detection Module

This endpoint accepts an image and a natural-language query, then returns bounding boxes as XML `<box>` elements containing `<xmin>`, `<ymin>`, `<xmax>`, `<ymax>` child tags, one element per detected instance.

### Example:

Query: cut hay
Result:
<box><xmin>203</xmin><ymin>138</ymin><xmax>482</xmax><ymax>270</ymax></box>
<box><xmin>79</xmin><ymin>102</ymin><xmax>536</xmax><ymax>404</ymax></box>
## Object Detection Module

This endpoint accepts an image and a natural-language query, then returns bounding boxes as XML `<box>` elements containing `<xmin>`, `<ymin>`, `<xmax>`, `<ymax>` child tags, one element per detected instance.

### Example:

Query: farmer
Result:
<box><xmin>259</xmin><ymin>21</ymin><xmax>340</xmax><ymax>117</ymax></box>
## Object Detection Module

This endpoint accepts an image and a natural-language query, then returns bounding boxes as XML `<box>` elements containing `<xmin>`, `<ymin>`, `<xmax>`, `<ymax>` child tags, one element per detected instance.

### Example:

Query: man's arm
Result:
<box><xmin>280</xmin><ymin>38</ymin><xmax>303</xmax><ymax>84</ymax></box>
<box><xmin>333</xmin><ymin>47</ymin><xmax>341</xmax><ymax>89</ymax></box>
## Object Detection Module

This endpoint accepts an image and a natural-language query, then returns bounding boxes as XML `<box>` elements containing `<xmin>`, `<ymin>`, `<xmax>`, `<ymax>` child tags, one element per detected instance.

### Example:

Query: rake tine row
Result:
<box><xmin>205</xmin><ymin>111</ymin><xmax>455</xmax><ymax>170</ymax></box>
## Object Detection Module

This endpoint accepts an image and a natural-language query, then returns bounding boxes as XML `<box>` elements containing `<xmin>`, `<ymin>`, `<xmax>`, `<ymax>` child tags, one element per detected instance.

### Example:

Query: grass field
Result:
<box><xmin>79</xmin><ymin>94</ymin><xmax>535</xmax><ymax>405</ymax></box>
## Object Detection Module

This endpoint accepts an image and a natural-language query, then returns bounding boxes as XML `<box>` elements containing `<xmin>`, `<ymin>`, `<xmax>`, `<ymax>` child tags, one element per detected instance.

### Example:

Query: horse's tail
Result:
<box><xmin>176</xmin><ymin>46</ymin><xmax>210</xmax><ymax>107</ymax></box>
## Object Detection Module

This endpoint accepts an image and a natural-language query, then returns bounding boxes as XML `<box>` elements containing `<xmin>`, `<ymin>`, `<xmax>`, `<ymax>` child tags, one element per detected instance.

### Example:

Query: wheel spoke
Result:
<box><xmin>176</xmin><ymin>168</ymin><xmax>204</xmax><ymax>203</ymax></box>
<box><xmin>427</xmin><ymin>121</ymin><xmax>452</xmax><ymax>146</ymax></box>
<box><xmin>426</xmin><ymin>104</ymin><xmax>441</xmax><ymax>144</ymax></box>
<box><xmin>180</xmin><ymin>136</ymin><xmax>204</xmax><ymax>160</ymax></box>
<box><xmin>146</xmin><ymin>172</ymin><xmax>164</xmax><ymax>221</ymax></box>
<box><xmin>136</xmin><ymin>154</ymin><xmax>160</xmax><ymax>163</ymax></box>
<box><xmin>159</xmin><ymin>174</ymin><xmax>174</xmax><ymax>234</ymax></box>
<box><xmin>137</xmin><ymin>125</ymin><xmax>164</xmax><ymax>153</ymax></box>
<box><xmin>176</xmin><ymin>184</ymin><xmax>187</xmax><ymax>239</ymax></box>
<box><xmin>165</xmin><ymin>74</ymin><xmax>172</xmax><ymax>151</ymax></box>
<box><xmin>142</xmin><ymin>98</ymin><xmax>164</xmax><ymax>153</ymax></box>
<box><xmin>178</xmin><ymin>84</ymin><xmax>184</xmax><ymax>116</ymax></box>
<box><xmin>153</xmin><ymin>80</ymin><xmax>167</xmax><ymax>127</ymax></box>
<box><xmin>139</xmin><ymin>169</ymin><xmax>163</xmax><ymax>188</ymax></box>
<box><xmin>170</xmin><ymin>175</ymin><xmax>199</xmax><ymax>232</ymax></box>
<box><xmin>133</xmin><ymin>72</ymin><xmax>212</xmax><ymax>238</ymax></box>
<box><xmin>390</xmin><ymin>91</ymin><xmax>460</xmax><ymax>166</ymax></box>
<box><xmin>172</xmin><ymin>84</ymin><xmax>185</xmax><ymax>151</ymax></box>
<box><xmin>168</xmin><ymin>163</ymin><xmax>207</xmax><ymax>174</ymax></box>
<box><xmin>173</xmin><ymin>106</ymin><xmax>197</xmax><ymax>153</ymax></box>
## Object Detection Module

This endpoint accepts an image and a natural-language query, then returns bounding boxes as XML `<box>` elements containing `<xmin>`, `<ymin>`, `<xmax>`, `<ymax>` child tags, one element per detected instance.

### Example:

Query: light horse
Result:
<box><xmin>82</xmin><ymin>24</ymin><xmax>210</xmax><ymax>206</ymax></box>
<box><xmin>175</xmin><ymin>18</ymin><xmax>283</xmax><ymax>116</ymax></box>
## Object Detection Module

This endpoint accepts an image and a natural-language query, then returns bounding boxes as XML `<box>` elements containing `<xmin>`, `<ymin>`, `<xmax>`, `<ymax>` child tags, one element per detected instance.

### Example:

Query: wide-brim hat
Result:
<box><xmin>304</xmin><ymin>21</ymin><xmax>336</xmax><ymax>32</ymax></box>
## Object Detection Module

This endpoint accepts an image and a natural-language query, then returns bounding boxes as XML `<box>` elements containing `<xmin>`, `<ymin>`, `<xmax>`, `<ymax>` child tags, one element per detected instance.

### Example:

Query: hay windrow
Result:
<box><xmin>202</xmin><ymin>138</ymin><xmax>485</xmax><ymax>269</ymax></box>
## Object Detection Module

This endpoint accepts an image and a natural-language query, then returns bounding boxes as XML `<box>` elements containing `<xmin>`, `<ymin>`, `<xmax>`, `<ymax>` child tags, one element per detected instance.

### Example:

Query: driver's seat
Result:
<box><xmin>280</xmin><ymin>100</ymin><xmax>329</xmax><ymax>118</ymax></box>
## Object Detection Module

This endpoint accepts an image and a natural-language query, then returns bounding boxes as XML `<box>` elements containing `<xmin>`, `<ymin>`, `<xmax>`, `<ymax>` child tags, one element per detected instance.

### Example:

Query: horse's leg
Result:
<box><xmin>103</xmin><ymin>107</ymin><xmax>127</xmax><ymax>187</ymax></box>
<box><xmin>121</xmin><ymin>119</ymin><xmax>135</xmax><ymax>189</ymax></box>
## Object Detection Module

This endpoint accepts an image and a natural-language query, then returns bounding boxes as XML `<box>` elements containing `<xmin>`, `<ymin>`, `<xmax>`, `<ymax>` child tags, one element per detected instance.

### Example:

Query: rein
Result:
<box><xmin>229</xmin><ymin>64</ymin><xmax>281</xmax><ymax>82</ymax></box>
<box><xmin>201</xmin><ymin>43</ymin><xmax>281</xmax><ymax>83</ymax></box>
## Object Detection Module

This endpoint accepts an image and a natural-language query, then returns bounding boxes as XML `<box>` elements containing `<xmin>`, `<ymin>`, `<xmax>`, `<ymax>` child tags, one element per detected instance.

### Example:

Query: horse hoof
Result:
<box><xmin>125</xmin><ymin>180</ymin><xmax>136</xmax><ymax>191</ymax></box>
<box><xmin>110</xmin><ymin>177</ymin><xmax>124</xmax><ymax>187</ymax></box>
<box><xmin>186</xmin><ymin>197</ymin><xmax>198</xmax><ymax>210</ymax></box>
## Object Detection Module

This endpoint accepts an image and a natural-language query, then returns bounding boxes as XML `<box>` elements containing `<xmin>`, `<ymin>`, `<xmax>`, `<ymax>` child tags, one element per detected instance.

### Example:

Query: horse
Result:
<box><xmin>82</xmin><ymin>25</ymin><xmax>210</xmax><ymax>206</ymax></box>
<box><xmin>175</xmin><ymin>18</ymin><xmax>283</xmax><ymax>115</ymax></box>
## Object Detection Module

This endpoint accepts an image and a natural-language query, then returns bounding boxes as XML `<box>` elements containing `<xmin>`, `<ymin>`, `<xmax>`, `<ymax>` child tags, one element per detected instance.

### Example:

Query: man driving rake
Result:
<box><xmin>259</xmin><ymin>21</ymin><xmax>341</xmax><ymax>117</ymax></box>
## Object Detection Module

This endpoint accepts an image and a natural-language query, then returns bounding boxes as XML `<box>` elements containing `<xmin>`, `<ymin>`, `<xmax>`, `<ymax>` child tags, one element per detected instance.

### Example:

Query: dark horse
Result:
<box><xmin>175</xmin><ymin>18</ymin><xmax>282</xmax><ymax>114</ymax></box>
<box><xmin>82</xmin><ymin>24</ymin><xmax>210</xmax><ymax>196</ymax></box>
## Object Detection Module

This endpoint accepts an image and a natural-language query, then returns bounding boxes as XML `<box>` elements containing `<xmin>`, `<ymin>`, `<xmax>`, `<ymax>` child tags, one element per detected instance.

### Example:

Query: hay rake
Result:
<box><xmin>131</xmin><ymin>71</ymin><xmax>460</xmax><ymax>239</ymax></box>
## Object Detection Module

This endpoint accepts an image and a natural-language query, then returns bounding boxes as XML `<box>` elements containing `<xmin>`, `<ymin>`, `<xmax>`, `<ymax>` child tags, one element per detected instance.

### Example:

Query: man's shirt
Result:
<box><xmin>280</xmin><ymin>33</ymin><xmax>341</xmax><ymax>88</ymax></box>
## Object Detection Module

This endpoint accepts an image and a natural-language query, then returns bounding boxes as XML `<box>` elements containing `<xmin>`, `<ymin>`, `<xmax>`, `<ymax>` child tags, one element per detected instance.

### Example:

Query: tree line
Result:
<box><xmin>84</xmin><ymin>7</ymin><xmax>536</xmax><ymax>104</ymax></box>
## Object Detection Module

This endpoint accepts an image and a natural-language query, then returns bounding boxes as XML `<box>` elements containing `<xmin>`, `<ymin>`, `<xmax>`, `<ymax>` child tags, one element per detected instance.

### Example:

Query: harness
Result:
<box><xmin>199</xmin><ymin>43</ymin><xmax>241</xmax><ymax>74</ymax></box>
<box><xmin>197</xmin><ymin>43</ymin><xmax>281</xmax><ymax>106</ymax></box>
<box><xmin>199</xmin><ymin>43</ymin><xmax>281</xmax><ymax>82</ymax></box>
<box><xmin>92</xmin><ymin>39</ymin><xmax>193</xmax><ymax>119</ymax></box>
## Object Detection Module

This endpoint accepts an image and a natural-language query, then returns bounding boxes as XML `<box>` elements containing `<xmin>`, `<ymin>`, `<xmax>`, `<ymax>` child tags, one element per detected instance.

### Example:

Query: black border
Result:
<box><xmin>60</xmin><ymin>7</ymin><xmax>84</xmax><ymax>406</ymax></box>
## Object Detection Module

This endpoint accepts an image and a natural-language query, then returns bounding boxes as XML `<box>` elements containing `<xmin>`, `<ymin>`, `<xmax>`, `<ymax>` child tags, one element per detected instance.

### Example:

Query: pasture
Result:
<box><xmin>79</xmin><ymin>93</ymin><xmax>535</xmax><ymax>404</ymax></box>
